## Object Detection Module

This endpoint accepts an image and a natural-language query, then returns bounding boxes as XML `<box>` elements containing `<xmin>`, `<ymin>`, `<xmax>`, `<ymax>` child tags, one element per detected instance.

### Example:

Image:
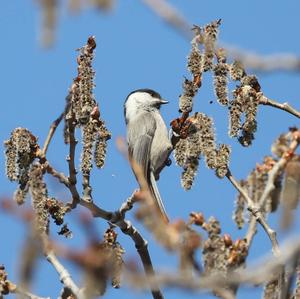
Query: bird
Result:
<box><xmin>124</xmin><ymin>89</ymin><xmax>173</xmax><ymax>223</ymax></box>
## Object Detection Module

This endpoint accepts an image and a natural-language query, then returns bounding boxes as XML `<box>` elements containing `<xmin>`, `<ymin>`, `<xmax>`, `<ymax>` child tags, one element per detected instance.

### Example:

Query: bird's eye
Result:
<box><xmin>154</xmin><ymin>102</ymin><xmax>161</xmax><ymax>108</ymax></box>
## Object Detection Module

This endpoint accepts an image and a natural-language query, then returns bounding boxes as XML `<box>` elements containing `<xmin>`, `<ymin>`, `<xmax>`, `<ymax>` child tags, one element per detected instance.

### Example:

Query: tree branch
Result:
<box><xmin>259</xmin><ymin>95</ymin><xmax>300</xmax><ymax>119</ymax></box>
<box><xmin>46</xmin><ymin>250</ymin><xmax>81</xmax><ymax>298</ymax></box>
<box><xmin>42</xmin><ymin>112</ymin><xmax>64</xmax><ymax>155</ymax></box>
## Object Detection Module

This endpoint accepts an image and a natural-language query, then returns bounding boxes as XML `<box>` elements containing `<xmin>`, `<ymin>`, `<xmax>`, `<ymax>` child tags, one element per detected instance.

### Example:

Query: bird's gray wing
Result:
<box><xmin>127</xmin><ymin>113</ymin><xmax>156</xmax><ymax>180</ymax></box>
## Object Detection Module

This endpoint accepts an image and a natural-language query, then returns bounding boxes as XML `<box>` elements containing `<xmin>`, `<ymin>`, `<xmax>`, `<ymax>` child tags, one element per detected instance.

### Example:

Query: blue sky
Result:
<box><xmin>1</xmin><ymin>1</ymin><xmax>300</xmax><ymax>298</ymax></box>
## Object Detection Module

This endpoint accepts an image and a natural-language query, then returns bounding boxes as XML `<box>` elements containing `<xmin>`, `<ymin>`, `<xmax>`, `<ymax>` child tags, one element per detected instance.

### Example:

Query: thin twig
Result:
<box><xmin>42</xmin><ymin>112</ymin><xmax>64</xmax><ymax>155</ymax></box>
<box><xmin>259</xmin><ymin>95</ymin><xmax>300</xmax><ymax>119</ymax></box>
<box><xmin>5</xmin><ymin>280</ymin><xmax>49</xmax><ymax>299</ymax></box>
<box><xmin>245</xmin><ymin>216</ymin><xmax>257</xmax><ymax>247</ymax></box>
<box><xmin>119</xmin><ymin>190</ymin><xmax>138</xmax><ymax>217</ymax></box>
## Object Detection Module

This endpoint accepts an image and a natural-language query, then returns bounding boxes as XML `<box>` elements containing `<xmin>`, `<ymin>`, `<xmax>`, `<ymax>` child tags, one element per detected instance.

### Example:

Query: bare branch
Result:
<box><xmin>140</xmin><ymin>0</ymin><xmax>191</xmax><ymax>38</ymax></box>
<box><xmin>80</xmin><ymin>198</ymin><xmax>164</xmax><ymax>299</ymax></box>
<box><xmin>66</xmin><ymin>116</ymin><xmax>81</xmax><ymax>208</ymax></box>
<box><xmin>141</xmin><ymin>0</ymin><xmax>300</xmax><ymax>72</ymax></box>
<box><xmin>42</xmin><ymin>112</ymin><xmax>64</xmax><ymax>155</ymax></box>
<box><xmin>46</xmin><ymin>250</ymin><xmax>81</xmax><ymax>298</ymax></box>
<box><xmin>259</xmin><ymin>95</ymin><xmax>300</xmax><ymax>119</ymax></box>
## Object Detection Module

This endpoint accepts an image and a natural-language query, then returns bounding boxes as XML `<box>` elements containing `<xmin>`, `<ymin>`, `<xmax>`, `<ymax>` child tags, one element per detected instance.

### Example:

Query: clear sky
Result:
<box><xmin>1</xmin><ymin>1</ymin><xmax>300</xmax><ymax>299</ymax></box>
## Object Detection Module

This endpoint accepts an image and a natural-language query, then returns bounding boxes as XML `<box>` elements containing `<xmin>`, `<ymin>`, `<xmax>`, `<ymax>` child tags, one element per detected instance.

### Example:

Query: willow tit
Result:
<box><xmin>124</xmin><ymin>89</ymin><xmax>172</xmax><ymax>223</ymax></box>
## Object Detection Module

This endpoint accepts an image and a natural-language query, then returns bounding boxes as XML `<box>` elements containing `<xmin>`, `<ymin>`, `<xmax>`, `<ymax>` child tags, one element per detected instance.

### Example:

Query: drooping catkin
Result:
<box><xmin>4</xmin><ymin>128</ymin><xmax>37</xmax><ymax>189</ymax></box>
<box><xmin>229</xmin><ymin>60</ymin><xmax>246</xmax><ymax>81</ymax></box>
<box><xmin>228</xmin><ymin>77</ymin><xmax>260</xmax><ymax>146</ymax></box>
<box><xmin>202</xmin><ymin>19</ymin><xmax>221</xmax><ymax>72</ymax></box>
<box><xmin>199</xmin><ymin>114</ymin><xmax>217</xmax><ymax>169</ymax></box>
<box><xmin>14</xmin><ymin>186</ymin><xmax>29</xmax><ymax>206</ymax></box>
<box><xmin>213</xmin><ymin>48</ymin><xmax>229</xmax><ymax>106</ymax></box>
<box><xmin>103</xmin><ymin>228</ymin><xmax>125</xmax><ymax>289</ymax></box>
<box><xmin>29</xmin><ymin>163</ymin><xmax>49</xmax><ymax>234</ymax></box>
<box><xmin>178</xmin><ymin>113</ymin><xmax>230</xmax><ymax>190</ymax></box>
<box><xmin>202</xmin><ymin>217</ymin><xmax>228</xmax><ymax>275</ymax></box>
<box><xmin>65</xmin><ymin>37</ymin><xmax>111</xmax><ymax>178</ymax></box>
<box><xmin>81</xmin><ymin>120</ymin><xmax>98</xmax><ymax>175</ymax></box>
<box><xmin>215</xmin><ymin>144</ymin><xmax>231</xmax><ymax>178</ymax></box>
<box><xmin>181</xmin><ymin>158</ymin><xmax>199</xmax><ymax>190</ymax></box>
<box><xmin>174</xmin><ymin>138</ymin><xmax>188</xmax><ymax>167</ymax></box>
<box><xmin>228</xmin><ymin>89</ymin><xmax>244</xmax><ymax>137</ymax></box>
<box><xmin>179</xmin><ymin>27</ymin><xmax>203</xmax><ymax>113</ymax></box>
<box><xmin>179</xmin><ymin>78</ymin><xmax>198</xmax><ymax>113</ymax></box>
<box><xmin>4</xmin><ymin>137</ymin><xmax>17</xmax><ymax>181</ymax></box>
<box><xmin>262</xmin><ymin>279</ymin><xmax>278</xmax><ymax>299</ymax></box>
<box><xmin>187</xmin><ymin>41</ymin><xmax>203</xmax><ymax>78</ymax></box>
<box><xmin>94</xmin><ymin>122</ymin><xmax>111</xmax><ymax>169</ymax></box>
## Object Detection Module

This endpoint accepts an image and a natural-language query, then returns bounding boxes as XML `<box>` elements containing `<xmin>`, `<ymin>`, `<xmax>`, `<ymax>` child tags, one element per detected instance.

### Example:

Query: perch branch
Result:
<box><xmin>80</xmin><ymin>197</ymin><xmax>164</xmax><ymax>299</ymax></box>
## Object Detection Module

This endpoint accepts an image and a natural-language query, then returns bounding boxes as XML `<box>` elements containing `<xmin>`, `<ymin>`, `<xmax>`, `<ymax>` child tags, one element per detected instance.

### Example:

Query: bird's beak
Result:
<box><xmin>160</xmin><ymin>99</ymin><xmax>169</xmax><ymax>104</ymax></box>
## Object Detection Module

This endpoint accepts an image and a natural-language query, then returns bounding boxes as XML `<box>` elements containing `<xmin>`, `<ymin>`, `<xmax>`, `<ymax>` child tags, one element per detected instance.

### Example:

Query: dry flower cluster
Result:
<box><xmin>2</xmin><ymin>19</ymin><xmax>300</xmax><ymax>299</ymax></box>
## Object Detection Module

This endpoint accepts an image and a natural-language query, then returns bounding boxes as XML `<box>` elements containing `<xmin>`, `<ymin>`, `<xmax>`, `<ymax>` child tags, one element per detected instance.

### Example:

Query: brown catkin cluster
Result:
<box><xmin>293</xmin><ymin>263</ymin><xmax>300</xmax><ymax>299</ymax></box>
<box><xmin>187</xmin><ymin>37</ymin><xmax>203</xmax><ymax>78</ymax></box>
<box><xmin>0</xmin><ymin>265</ymin><xmax>9</xmax><ymax>296</ymax></box>
<box><xmin>179</xmin><ymin>78</ymin><xmax>199</xmax><ymax>113</ymax></box>
<box><xmin>4</xmin><ymin>128</ymin><xmax>37</xmax><ymax>184</ymax></box>
<box><xmin>179</xmin><ymin>26</ymin><xmax>204</xmax><ymax>113</ymax></box>
<box><xmin>229</xmin><ymin>60</ymin><xmax>246</xmax><ymax>81</ymax></box>
<box><xmin>28</xmin><ymin>163</ymin><xmax>49</xmax><ymax>235</ymax></box>
<box><xmin>46</xmin><ymin>197</ymin><xmax>68</xmax><ymax>226</ymax></box>
<box><xmin>103</xmin><ymin>228</ymin><xmax>125</xmax><ymax>289</ymax></box>
<box><xmin>81</xmin><ymin>119</ymin><xmax>98</xmax><ymax>175</ymax></box>
<box><xmin>202</xmin><ymin>217</ymin><xmax>228</xmax><ymax>275</ymax></box>
<box><xmin>94</xmin><ymin>123</ymin><xmax>111</xmax><ymax>169</ymax></box>
<box><xmin>13</xmin><ymin>186</ymin><xmax>29</xmax><ymax>205</ymax></box>
<box><xmin>175</xmin><ymin>113</ymin><xmax>231</xmax><ymax>190</ymax></box>
<box><xmin>64</xmin><ymin>37</ymin><xmax>111</xmax><ymax>182</ymax></box>
<box><xmin>173</xmin><ymin>138</ymin><xmax>188</xmax><ymax>167</ymax></box>
<box><xmin>263</xmin><ymin>278</ymin><xmax>279</xmax><ymax>299</ymax></box>
<box><xmin>229</xmin><ymin>77</ymin><xmax>260</xmax><ymax>146</ymax></box>
<box><xmin>202</xmin><ymin>19</ymin><xmax>221</xmax><ymax>72</ymax></box>
<box><xmin>233</xmin><ymin>156</ymin><xmax>281</xmax><ymax>229</ymax></box>
<box><xmin>201</xmin><ymin>216</ymin><xmax>248</xmax><ymax>278</ymax></box>
<box><xmin>177</xmin><ymin>113</ymin><xmax>212</xmax><ymax>190</ymax></box>
<box><xmin>74</xmin><ymin>37</ymin><xmax>97</xmax><ymax>125</ymax></box>
<box><xmin>213</xmin><ymin>48</ymin><xmax>229</xmax><ymax>106</ymax></box>
<box><xmin>215</xmin><ymin>144</ymin><xmax>231</xmax><ymax>178</ymax></box>
<box><xmin>4</xmin><ymin>128</ymin><xmax>38</xmax><ymax>205</ymax></box>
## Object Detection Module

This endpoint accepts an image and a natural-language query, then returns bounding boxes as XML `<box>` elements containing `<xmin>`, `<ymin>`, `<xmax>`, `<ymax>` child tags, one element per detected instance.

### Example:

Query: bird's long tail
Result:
<box><xmin>149</xmin><ymin>171</ymin><xmax>169</xmax><ymax>223</ymax></box>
